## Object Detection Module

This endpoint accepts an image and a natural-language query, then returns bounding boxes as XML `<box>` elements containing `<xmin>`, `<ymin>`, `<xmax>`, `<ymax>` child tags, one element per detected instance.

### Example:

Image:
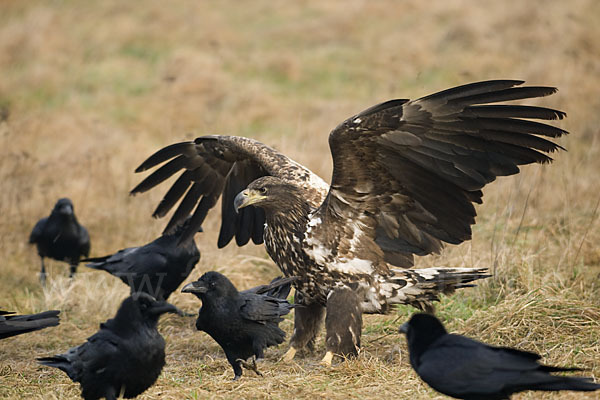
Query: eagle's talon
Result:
<box><xmin>281</xmin><ymin>347</ymin><xmax>297</xmax><ymax>362</ymax></box>
<box><xmin>320</xmin><ymin>351</ymin><xmax>334</xmax><ymax>366</ymax></box>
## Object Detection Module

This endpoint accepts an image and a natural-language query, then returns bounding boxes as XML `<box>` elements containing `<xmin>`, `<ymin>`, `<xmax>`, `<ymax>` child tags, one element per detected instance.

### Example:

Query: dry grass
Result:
<box><xmin>1</xmin><ymin>0</ymin><xmax>599</xmax><ymax>398</ymax></box>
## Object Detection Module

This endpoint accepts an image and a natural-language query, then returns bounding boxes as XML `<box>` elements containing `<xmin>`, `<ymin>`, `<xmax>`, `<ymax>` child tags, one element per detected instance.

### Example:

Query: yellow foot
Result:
<box><xmin>281</xmin><ymin>347</ymin><xmax>297</xmax><ymax>362</ymax></box>
<box><xmin>320</xmin><ymin>351</ymin><xmax>334</xmax><ymax>366</ymax></box>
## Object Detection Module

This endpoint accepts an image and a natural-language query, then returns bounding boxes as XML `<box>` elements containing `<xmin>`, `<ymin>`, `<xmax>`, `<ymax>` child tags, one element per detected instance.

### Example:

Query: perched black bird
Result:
<box><xmin>182</xmin><ymin>272</ymin><xmax>295</xmax><ymax>380</ymax></box>
<box><xmin>0</xmin><ymin>310</ymin><xmax>60</xmax><ymax>339</ymax></box>
<box><xmin>399</xmin><ymin>313</ymin><xmax>600</xmax><ymax>400</ymax></box>
<box><xmin>38</xmin><ymin>293</ymin><xmax>177</xmax><ymax>400</ymax></box>
<box><xmin>133</xmin><ymin>80</ymin><xmax>565</xmax><ymax>363</ymax></box>
<box><xmin>29</xmin><ymin>198</ymin><xmax>90</xmax><ymax>285</ymax></box>
<box><xmin>84</xmin><ymin>220</ymin><xmax>201</xmax><ymax>301</ymax></box>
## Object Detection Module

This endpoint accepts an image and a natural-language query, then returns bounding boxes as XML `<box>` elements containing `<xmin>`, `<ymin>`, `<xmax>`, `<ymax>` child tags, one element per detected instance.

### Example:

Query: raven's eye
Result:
<box><xmin>210</xmin><ymin>281</ymin><xmax>216</xmax><ymax>288</ymax></box>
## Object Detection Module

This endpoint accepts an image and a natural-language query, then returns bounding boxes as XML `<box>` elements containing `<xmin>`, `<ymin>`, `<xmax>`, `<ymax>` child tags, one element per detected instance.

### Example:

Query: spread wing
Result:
<box><xmin>309</xmin><ymin>80</ymin><xmax>567</xmax><ymax>271</ymax></box>
<box><xmin>131</xmin><ymin>136</ymin><xmax>328</xmax><ymax>245</ymax></box>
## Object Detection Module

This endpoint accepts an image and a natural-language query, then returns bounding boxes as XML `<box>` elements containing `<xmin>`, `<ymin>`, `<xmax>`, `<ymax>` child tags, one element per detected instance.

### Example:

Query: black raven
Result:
<box><xmin>37</xmin><ymin>293</ymin><xmax>177</xmax><ymax>400</ymax></box>
<box><xmin>399</xmin><ymin>313</ymin><xmax>600</xmax><ymax>399</ymax></box>
<box><xmin>84</xmin><ymin>220</ymin><xmax>201</xmax><ymax>301</ymax></box>
<box><xmin>181</xmin><ymin>272</ymin><xmax>295</xmax><ymax>380</ymax></box>
<box><xmin>0</xmin><ymin>310</ymin><xmax>60</xmax><ymax>339</ymax></box>
<box><xmin>29</xmin><ymin>198</ymin><xmax>90</xmax><ymax>285</ymax></box>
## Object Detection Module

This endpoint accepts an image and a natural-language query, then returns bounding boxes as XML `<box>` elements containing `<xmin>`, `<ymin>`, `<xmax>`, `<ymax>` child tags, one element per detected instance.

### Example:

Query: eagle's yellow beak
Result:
<box><xmin>233</xmin><ymin>189</ymin><xmax>266</xmax><ymax>213</ymax></box>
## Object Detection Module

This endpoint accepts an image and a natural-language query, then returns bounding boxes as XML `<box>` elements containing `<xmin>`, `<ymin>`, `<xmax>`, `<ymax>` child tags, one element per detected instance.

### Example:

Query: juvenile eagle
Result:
<box><xmin>132</xmin><ymin>80</ymin><xmax>567</xmax><ymax>363</ymax></box>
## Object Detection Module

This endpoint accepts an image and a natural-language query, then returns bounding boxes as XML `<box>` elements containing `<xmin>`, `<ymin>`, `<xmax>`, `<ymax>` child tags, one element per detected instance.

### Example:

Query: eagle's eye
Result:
<box><xmin>259</xmin><ymin>187</ymin><xmax>267</xmax><ymax>194</ymax></box>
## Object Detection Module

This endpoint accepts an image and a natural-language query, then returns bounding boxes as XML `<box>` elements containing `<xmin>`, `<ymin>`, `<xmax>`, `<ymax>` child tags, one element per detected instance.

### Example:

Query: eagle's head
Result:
<box><xmin>234</xmin><ymin>176</ymin><xmax>304</xmax><ymax>213</ymax></box>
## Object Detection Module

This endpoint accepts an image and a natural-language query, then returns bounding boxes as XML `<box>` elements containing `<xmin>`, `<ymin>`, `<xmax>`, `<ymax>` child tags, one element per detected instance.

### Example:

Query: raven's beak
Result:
<box><xmin>181</xmin><ymin>281</ymin><xmax>208</xmax><ymax>294</ymax></box>
<box><xmin>233</xmin><ymin>189</ymin><xmax>265</xmax><ymax>213</ymax></box>
<box><xmin>398</xmin><ymin>322</ymin><xmax>409</xmax><ymax>334</ymax></box>
<box><xmin>149</xmin><ymin>301</ymin><xmax>178</xmax><ymax>315</ymax></box>
<box><xmin>60</xmin><ymin>204</ymin><xmax>73</xmax><ymax>216</ymax></box>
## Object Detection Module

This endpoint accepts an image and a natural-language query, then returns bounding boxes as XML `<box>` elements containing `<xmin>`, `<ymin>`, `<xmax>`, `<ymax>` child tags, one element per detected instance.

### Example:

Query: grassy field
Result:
<box><xmin>1</xmin><ymin>0</ymin><xmax>599</xmax><ymax>399</ymax></box>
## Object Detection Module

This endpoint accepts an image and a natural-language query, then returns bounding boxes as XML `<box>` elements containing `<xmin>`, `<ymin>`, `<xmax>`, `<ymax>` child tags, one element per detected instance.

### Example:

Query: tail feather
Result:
<box><xmin>539</xmin><ymin>365</ymin><xmax>584</xmax><ymax>373</ymax></box>
<box><xmin>37</xmin><ymin>355</ymin><xmax>68</xmax><ymax>367</ymax></box>
<box><xmin>37</xmin><ymin>355</ymin><xmax>75</xmax><ymax>378</ymax></box>
<box><xmin>0</xmin><ymin>310</ymin><xmax>60</xmax><ymax>339</ymax></box>
<box><xmin>385</xmin><ymin>267</ymin><xmax>491</xmax><ymax>311</ymax></box>
<box><xmin>38</xmin><ymin>344</ymin><xmax>84</xmax><ymax>382</ymax></box>
<box><xmin>83</xmin><ymin>249</ymin><xmax>136</xmax><ymax>272</ymax></box>
<box><xmin>526</xmin><ymin>375</ymin><xmax>600</xmax><ymax>392</ymax></box>
<box><xmin>83</xmin><ymin>255</ymin><xmax>111</xmax><ymax>270</ymax></box>
<box><xmin>82</xmin><ymin>255</ymin><xmax>110</xmax><ymax>263</ymax></box>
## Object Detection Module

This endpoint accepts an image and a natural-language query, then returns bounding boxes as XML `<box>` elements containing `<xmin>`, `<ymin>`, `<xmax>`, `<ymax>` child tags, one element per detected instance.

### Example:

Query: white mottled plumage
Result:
<box><xmin>133</xmin><ymin>80</ymin><xmax>566</xmax><ymax>359</ymax></box>
<box><xmin>330</xmin><ymin>257</ymin><xmax>374</xmax><ymax>275</ymax></box>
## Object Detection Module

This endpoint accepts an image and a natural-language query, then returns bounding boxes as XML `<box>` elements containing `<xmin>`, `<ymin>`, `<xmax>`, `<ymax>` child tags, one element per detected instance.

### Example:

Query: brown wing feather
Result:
<box><xmin>132</xmin><ymin>135</ymin><xmax>327</xmax><ymax>245</ymax></box>
<box><xmin>315</xmin><ymin>80</ymin><xmax>566</xmax><ymax>268</ymax></box>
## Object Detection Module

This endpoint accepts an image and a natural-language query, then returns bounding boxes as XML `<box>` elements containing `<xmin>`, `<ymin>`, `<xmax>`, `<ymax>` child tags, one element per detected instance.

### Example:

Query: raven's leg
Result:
<box><xmin>39</xmin><ymin>257</ymin><xmax>47</xmax><ymax>286</ymax></box>
<box><xmin>228</xmin><ymin>355</ymin><xmax>243</xmax><ymax>381</ymax></box>
<box><xmin>69</xmin><ymin>263</ymin><xmax>77</xmax><ymax>279</ymax></box>
<box><xmin>282</xmin><ymin>292</ymin><xmax>325</xmax><ymax>362</ymax></box>
<box><xmin>104</xmin><ymin>386</ymin><xmax>118</xmax><ymax>400</ymax></box>
<box><xmin>321</xmin><ymin>287</ymin><xmax>363</xmax><ymax>366</ymax></box>
<box><xmin>237</xmin><ymin>357</ymin><xmax>263</xmax><ymax>377</ymax></box>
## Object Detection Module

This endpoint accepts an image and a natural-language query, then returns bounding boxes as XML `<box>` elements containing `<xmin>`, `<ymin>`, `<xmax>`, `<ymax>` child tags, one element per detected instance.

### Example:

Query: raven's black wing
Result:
<box><xmin>78</xmin><ymin>225</ymin><xmax>91</xmax><ymax>258</ymax></box>
<box><xmin>238</xmin><ymin>294</ymin><xmax>293</xmax><ymax>324</ymax></box>
<box><xmin>241</xmin><ymin>276</ymin><xmax>297</xmax><ymax>299</ymax></box>
<box><xmin>28</xmin><ymin>217</ymin><xmax>48</xmax><ymax>244</ymax></box>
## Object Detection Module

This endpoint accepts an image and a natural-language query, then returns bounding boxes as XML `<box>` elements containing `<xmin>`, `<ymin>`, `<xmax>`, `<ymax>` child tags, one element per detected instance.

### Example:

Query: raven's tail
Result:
<box><xmin>37</xmin><ymin>354</ymin><xmax>68</xmax><ymax>368</ymax></box>
<box><xmin>381</xmin><ymin>267</ymin><xmax>491</xmax><ymax>312</ymax></box>
<box><xmin>0</xmin><ymin>310</ymin><xmax>60</xmax><ymax>339</ymax></box>
<box><xmin>82</xmin><ymin>255</ymin><xmax>111</xmax><ymax>269</ymax></box>
<box><xmin>526</xmin><ymin>374</ymin><xmax>600</xmax><ymax>393</ymax></box>
<box><xmin>37</xmin><ymin>354</ymin><xmax>75</xmax><ymax>378</ymax></box>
